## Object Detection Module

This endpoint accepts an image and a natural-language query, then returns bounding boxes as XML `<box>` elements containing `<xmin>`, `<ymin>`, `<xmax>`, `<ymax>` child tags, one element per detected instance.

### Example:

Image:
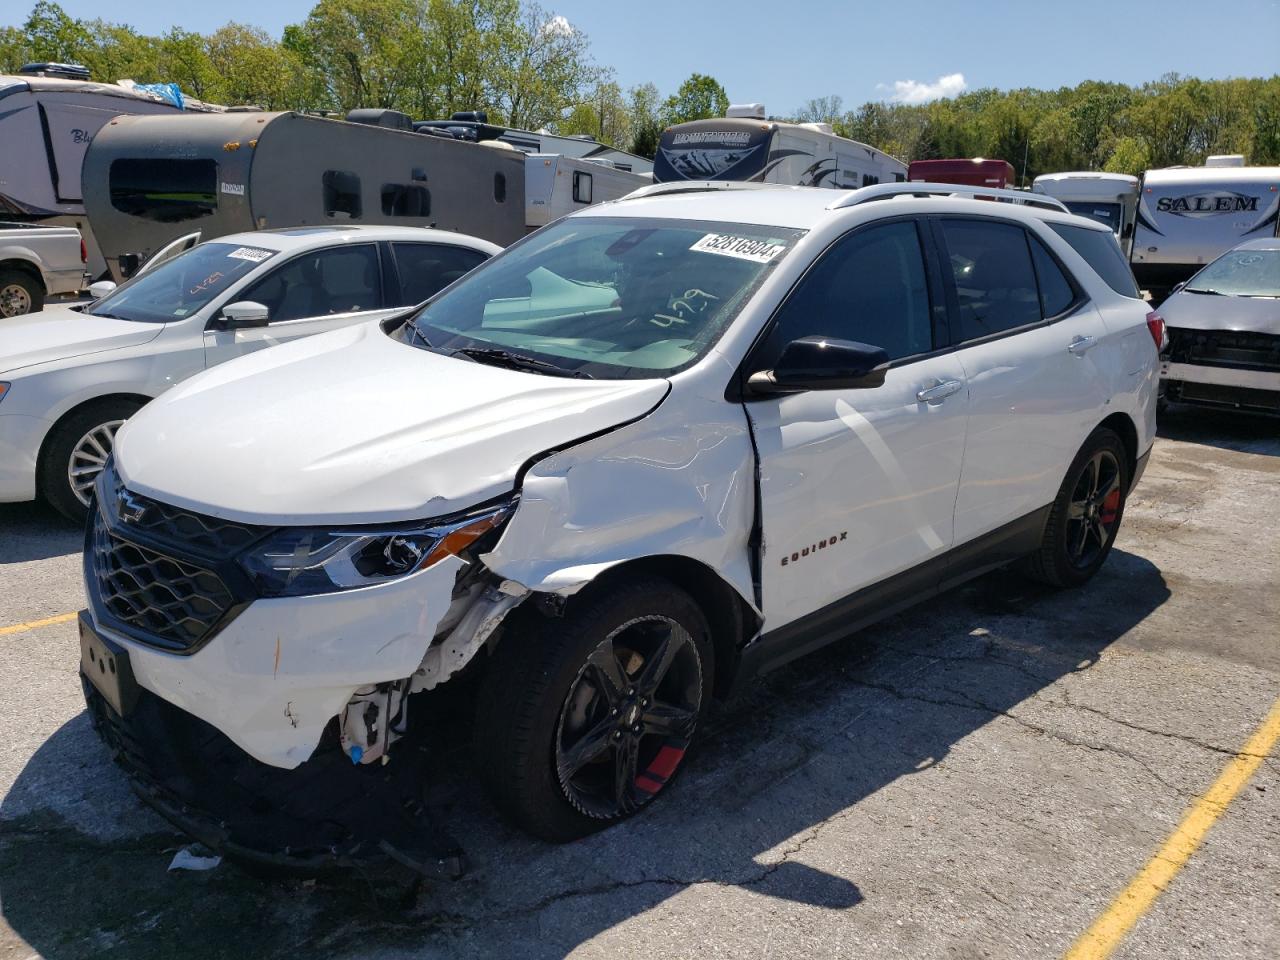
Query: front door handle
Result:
<box><xmin>1067</xmin><ymin>335</ymin><xmax>1098</xmax><ymax>356</ymax></box>
<box><xmin>916</xmin><ymin>378</ymin><xmax>964</xmax><ymax>404</ymax></box>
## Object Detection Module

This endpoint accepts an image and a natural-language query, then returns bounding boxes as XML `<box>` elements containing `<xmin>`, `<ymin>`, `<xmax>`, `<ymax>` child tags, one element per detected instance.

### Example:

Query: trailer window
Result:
<box><xmin>323</xmin><ymin>170</ymin><xmax>362</xmax><ymax>219</ymax></box>
<box><xmin>1049</xmin><ymin>223</ymin><xmax>1141</xmax><ymax>298</ymax></box>
<box><xmin>381</xmin><ymin>183</ymin><xmax>431</xmax><ymax>217</ymax></box>
<box><xmin>572</xmin><ymin>171</ymin><xmax>593</xmax><ymax>204</ymax></box>
<box><xmin>109</xmin><ymin>159</ymin><xmax>217</xmax><ymax>223</ymax></box>
<box><xmin>494</xmin><ymin>173</ymin><xmax>507</xmax><ymax>203</ymax></box>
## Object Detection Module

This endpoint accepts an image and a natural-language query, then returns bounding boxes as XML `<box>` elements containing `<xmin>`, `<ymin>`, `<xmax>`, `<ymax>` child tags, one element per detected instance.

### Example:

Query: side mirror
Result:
<box><xmin>747</xmin><ymin>336</ymin><xmax>890</xmax><ymax>396</ymax></box>
<box><xmin>215</xmin><ymin>301</ymin><xmax>270</xmax><ymax>330</ymax></box>
<box><xmin>88</xmin><ymin>280</ymin><xmax>117</xmax><ymax>300</ymax></box>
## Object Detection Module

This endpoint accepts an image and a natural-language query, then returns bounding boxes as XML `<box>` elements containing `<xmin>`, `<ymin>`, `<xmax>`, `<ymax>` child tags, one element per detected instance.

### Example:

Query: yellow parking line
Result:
<box><xmin>1063</xmin><ymin>694</ymin><xmax>1280</xmax><ymax>960</ymax></box>
<box><xmin>0</xmin><ymin>612</ymin><xmax>78</xmax><ymax>636</ymax></box>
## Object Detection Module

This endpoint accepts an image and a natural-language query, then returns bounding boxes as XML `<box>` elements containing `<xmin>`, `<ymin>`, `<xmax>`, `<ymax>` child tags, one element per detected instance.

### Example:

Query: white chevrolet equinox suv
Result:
<box><xmin>79</xmin><ymin>183</ymin><xmax>1161</xmax><ymax>862</ymax></box>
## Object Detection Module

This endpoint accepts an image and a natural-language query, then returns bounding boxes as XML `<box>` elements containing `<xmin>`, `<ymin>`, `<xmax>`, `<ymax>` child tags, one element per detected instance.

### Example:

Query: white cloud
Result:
<box><xmin>879</xmin><ymin>73</ymin><xmax>967</xmax><ymax>105</ymax></box>
<box><xmin>541</xmin><ymin>14</ymin><xmax>574</xmax><ymax>37</ymax></box>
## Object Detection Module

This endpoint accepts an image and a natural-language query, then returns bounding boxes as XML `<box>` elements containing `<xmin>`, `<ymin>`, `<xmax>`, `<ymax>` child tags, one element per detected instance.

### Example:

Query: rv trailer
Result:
<box><xmin>1032</xmin><ymin>172</ymin><xmax>1140</xmax><ymax>254</ymax></box>
<box><xmin>1132</xmin><ymin>165</ymin><xmax>1280</xmax><ymax>297</ymax></box>
<box><xmin>82</xmin><ymin>110</ymin><xmax>528</xmax><ymax>281</ymax></box>
<box><xmin>908</xmin><ymin>158</ymin><xmax>1016</xmax><ymax>189</ymax></box>
<box><xmin>0</xmin><ymin>68</ymin><xmax>226</xmax><ymax>279</ymax></box>
<box><xmin>415</xmin><ymin>112</ymin><xmax>654</xmax><ymax>173</ymax></box>
<box><xmin>652</xmin><ymin>104</ymin><xmax>906</xmax><ymax>187</ymax></box>
<box><xmin>524</xmin><ymin>154</ymin><xmax>650</xmax><ymax>228</ymax></box>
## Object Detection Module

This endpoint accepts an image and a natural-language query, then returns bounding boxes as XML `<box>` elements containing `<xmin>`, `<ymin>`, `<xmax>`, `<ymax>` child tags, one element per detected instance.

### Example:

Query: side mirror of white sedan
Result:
<box><xmin>88</xmin><ymin>280</ymin><xmax>117</xmax><ymax>300</ymax></box>
<box><xmin>216</xmin><ymin>301</ymin><xmax>271</xmax><ymax>330</ymax></box>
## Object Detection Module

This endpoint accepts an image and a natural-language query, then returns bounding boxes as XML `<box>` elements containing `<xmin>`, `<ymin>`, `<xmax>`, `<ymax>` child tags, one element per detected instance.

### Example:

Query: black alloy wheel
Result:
<box><xmin>1065</xmin><ymin>449</ymin><xmax>1123</xmax><ymax>571</ymax></box>
<box><xmin>474</xmin><ymin>578</ymin><xmax>713</xmax><ymax>842</ymax></box>
<box><xmin>554</xmin><ymin>615</ymin><xmax>702</xmax><ymax>820</ymax></box>
<box><xmin>1025</xmin><ymin>426</ymin><xmax>1130</xmax><ymax>588</ymax></box>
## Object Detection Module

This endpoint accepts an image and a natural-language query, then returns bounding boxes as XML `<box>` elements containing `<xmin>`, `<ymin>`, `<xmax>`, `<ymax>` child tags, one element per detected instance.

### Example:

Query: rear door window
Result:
<box><xmin>391</xmin><ymin>242</ymin><xmax>489</xmax><ymax>306</ymax></box>
<box><xmin>938</xmin><ymin>220</ymin><xmax>1041</xmax><ymax>341</ymax></box>
<box><xmin>1048</xmin><ymin>222</ymin><xmax>1141</xmax><ymax>298</ymax></box>
<box><xmin>239</xmin><ymin>244</ymin><xmax>382</xmax><ymax>322</ymax></box>
<box><xmin>1029</xmin><ymin>235</ymin><xmax>1078</xmax><ymax>317</ymax></box>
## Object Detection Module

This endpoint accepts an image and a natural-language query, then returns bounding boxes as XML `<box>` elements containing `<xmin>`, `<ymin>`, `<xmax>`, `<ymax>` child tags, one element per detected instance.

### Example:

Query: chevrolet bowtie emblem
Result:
<box><xmin>117</xmin><ymin>489</ymin><xmax>148</xmax><ymax>524</ymax></box>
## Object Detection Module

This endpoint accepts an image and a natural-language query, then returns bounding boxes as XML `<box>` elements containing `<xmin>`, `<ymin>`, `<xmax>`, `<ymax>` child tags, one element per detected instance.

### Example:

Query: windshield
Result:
<box><xmin>87</xmin><ymin>242</ymin><xmax>279</xmax><ymax>323</ymax></box>
<box><xmin>1185</xmin><ymin>248</ymin><xmax>1280</xmax><ymax>297</ymax></box>
<box><xmin>1064</xmin><ymin>201</ymin><xmax>1122</xmax><ymax>234</ymax></box>
<box><xmin>409</xmin><ymin>216</ymin><xmax>805</xmax><ymax>378</ymax></box>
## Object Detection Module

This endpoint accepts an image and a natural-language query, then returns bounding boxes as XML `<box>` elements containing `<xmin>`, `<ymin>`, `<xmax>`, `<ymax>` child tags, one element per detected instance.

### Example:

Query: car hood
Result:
<box><xmin>0</xmin><ymin>304</ymin><xmax>164</xmax><ymax>376</ymax></box>
<box><xmin>115</xmin><ymin>321</ymin><xmax>670</xmax><ymax>524</ymax></box>
<box><xmin>1158</xmin><ymin>291</ymin><xmax>1280</xmax><ymax>335</ymax></box>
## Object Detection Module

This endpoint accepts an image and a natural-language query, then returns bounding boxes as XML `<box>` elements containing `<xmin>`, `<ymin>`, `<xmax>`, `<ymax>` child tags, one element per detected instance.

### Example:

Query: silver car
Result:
<box><xmin>1158</xmin><ymin>238</ymin><xmax>1280</xmax><ymax>414</ymax></box>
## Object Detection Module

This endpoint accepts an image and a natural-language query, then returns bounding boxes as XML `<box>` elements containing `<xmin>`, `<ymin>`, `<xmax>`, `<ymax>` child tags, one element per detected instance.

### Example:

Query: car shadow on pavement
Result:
<box><xmin>0</xmin><ymin>549</ymin><xmax>1170</xmax><ymax>960</ymax></box>
<box><xmin>0</xmin><ymin>502</ymin><xmax>82</xmax><ymax>564</ymax></box>
<box><xmin>1158</xmin><ymin>404</ymin><xmax>1280</xmax><ymax>457</ymax></box>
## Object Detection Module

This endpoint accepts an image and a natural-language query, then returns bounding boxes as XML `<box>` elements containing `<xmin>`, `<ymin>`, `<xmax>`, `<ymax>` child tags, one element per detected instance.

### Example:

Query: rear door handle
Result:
<box><xmin>916</xmin><ymin>378</ymin><xmax>964</xmax><ymax>404</ymax></box>
<box><xmin>1068</xmin><ymin>335</ymin><xmax>1098</xmax><ymax>355</ymax></box>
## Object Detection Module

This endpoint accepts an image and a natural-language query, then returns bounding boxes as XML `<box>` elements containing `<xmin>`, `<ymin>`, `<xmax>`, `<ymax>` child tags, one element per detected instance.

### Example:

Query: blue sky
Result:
<box><xmin>7</xmin><ymin>0</ymin><xmax>1279</xmax><ymax>113</ymax></box>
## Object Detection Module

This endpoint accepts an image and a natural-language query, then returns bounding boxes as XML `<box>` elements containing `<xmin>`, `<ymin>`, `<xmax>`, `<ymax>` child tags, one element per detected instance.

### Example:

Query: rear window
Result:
<box><xmin>1049</xmin><ymin>223</ymin><xmax>1141</xmax><ymax>298</ymax></box>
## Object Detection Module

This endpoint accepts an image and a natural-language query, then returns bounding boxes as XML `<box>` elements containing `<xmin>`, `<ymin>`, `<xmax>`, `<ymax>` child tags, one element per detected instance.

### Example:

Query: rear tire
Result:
<box><xmin>0</xmin><ymin>268</ymin><xmax>43</xmax><ymax>317</ymax></box>
<box><xmin>39</xmin><ymin>398</ymin><xmax>142</xmax><ymax>521</ymax></box>
<box><xmin>474</xmin><ymin>578</ymin><xmax>713</xmax><ymax>842</ymax></box>
<box><xmin>1025</xmin><ymin>427</ymin><xmax>1130</xmax><ymax>588</ymax></box>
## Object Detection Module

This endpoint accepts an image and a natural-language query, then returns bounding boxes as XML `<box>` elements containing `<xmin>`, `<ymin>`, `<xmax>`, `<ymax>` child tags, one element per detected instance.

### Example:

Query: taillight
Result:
<box><xmin>80</xmin><ymin>238</ymin><xmax>87</xmax><ymax>263</ymax></box>
<box><xmin>1146</xmin><ymin>311</ymin><xmax>1166</xmax><ymax>352</ymax></box>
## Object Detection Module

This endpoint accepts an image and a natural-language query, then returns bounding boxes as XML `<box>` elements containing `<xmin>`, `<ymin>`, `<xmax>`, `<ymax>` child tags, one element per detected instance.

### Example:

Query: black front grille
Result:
<box><xmin>98</xmin><ymin>465</ymin><xmax>265</xmax><ymax>560</ymax></box>
<box><xmin>87</xmin><ymin>465</ymin><xmax>269</xmax><ymax>653</ymax></box>
<box><xmin>90</xmin><ymin>510</ymin><xmax>240</xmax><ymax>651</ymax></box>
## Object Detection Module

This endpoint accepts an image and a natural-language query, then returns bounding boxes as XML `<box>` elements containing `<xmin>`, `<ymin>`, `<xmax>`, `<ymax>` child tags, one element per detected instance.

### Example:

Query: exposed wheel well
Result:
<box><xmin>0</xmin><ymin>259</ymin><xmax>45</xmax><ymax>292</ymax></box>
<box><xmin>1098</xmin><ymin>412</ymin><xmax>1138</xmax><ymax>489</ymax></box>
<box><xmin>553</xmin><ymin>556</ymin><xmax>760</xmax><ymax>699</ymax></box>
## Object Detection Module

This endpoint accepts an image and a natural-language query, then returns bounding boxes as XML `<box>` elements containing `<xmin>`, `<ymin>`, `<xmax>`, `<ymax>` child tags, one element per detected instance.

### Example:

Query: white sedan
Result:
<box><xmin>0</xmin><ymin>225</ymin><xmax>500</xmax><ymax>518</ymax></box>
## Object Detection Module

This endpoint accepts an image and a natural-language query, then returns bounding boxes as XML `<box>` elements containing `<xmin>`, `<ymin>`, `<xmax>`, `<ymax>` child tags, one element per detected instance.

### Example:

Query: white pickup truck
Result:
<box><xmin>0</xmin><ymin>222</ymin><xmax>87</xmax><ymax>317</ymax></box>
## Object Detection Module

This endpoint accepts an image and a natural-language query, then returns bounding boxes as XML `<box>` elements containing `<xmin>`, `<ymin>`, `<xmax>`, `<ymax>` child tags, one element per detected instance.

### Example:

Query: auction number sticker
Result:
<box><xmin>226</xmin><ymin>246</ymin><xmax>273</xmax><ymax>263</ymax></box>
<box><xmin>690</xmin><ymin>233</ymin><xmax>787</xmax><ymax>263</ymax></box>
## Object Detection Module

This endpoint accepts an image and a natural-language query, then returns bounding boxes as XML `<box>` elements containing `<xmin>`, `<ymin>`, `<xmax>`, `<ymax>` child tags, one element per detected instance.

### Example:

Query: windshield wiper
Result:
<box><xmin>1184</xmin><ymin>287</ymin><xmax>1222</xmax><ymax>296</ymax></box>
<box><xmin>402</xmin><ymin>320</ymin><xmax>430</xmax><ymax>348</ymax></box>
<box><xmin>456</xmin><ymin>346</ymin><xmax>593</xmax><ymax>379</ymax></box>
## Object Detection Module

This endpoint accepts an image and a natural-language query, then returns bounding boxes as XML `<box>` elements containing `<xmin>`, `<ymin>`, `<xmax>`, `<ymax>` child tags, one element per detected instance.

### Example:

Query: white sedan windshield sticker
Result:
<box><xmin>226</xmin><ymin>247</ymin><xmax>273</xmax><ymax>263</ymax></box>
<box><xmin>690</xmin><ymin>233</ymin><xmax>787</xmax><ymax>263</ymax></box>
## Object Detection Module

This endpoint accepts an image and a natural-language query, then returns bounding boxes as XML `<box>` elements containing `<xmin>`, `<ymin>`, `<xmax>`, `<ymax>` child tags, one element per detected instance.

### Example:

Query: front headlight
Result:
<box><xmin>240</xmin><ymin>500</ymin><xmax>514</xmax><ymax>598</ymax></box>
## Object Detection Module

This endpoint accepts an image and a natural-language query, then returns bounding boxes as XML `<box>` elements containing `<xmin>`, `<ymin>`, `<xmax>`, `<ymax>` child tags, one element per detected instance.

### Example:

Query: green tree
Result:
<box><xmin>795</xmin><ymin>95</ymin><xmax>843</xmax><ymax>125</ymax></box>
<box><xmin>286</xmin><ymin>0</ymin><xmax>420</xmax><ymax>111</ymax></box>
<box><xmin>662</xmin><ymin>73</ymin><xmax>728</xmax><ymax>125</ymax></box>
<box><xmin>1102</xmin><ymin>136</ymin><xmax>1150</xmax><ymax>175</ymax></box>
<box><xmin>489</xmin><ymin>3</ymin><xmax>601</xmax><ymax>129</ymax></box>
<box><xmin>627</xmin><ymin>82</ymin><xmax>663</xmax><ymax>158</ymax></box>
<box><xmin>23</xmin><ymin>1</ymin><xmax>89</xmax><ymax>63</ymax></box>
<box><xmin>560</xmin><ymin>78</ymin><xmax>630</xmax><ymax>146</ymax></box>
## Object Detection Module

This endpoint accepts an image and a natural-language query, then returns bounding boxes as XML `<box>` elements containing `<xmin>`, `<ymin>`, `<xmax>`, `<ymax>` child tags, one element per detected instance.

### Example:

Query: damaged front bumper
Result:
<box><xmin>1161</xmin><ymin>327</ymin><xmax>1280</xmax><ymax>413</ymax></box>
<box><xmin>81</xmin><ymin>671</ymin><xmax>465</xmax><ymax>878</ymax></box>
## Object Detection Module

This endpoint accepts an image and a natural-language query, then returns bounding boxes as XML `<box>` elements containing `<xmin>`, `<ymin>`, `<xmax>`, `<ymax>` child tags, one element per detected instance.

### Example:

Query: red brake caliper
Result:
<box><xmin>635</xmin><ymin>744</ymin><xmax>686</xmax><ymax>796</ymax></box>
<box><xmin>1100</xmin><ymin>489</ymin><xmax>1121</xmax><ymax>525</ymax></box>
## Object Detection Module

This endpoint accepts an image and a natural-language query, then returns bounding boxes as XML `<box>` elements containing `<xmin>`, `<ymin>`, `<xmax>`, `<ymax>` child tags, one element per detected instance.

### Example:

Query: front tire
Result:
<box><xmin>1026</xmin><ymin>427</ymin><xmax>1130</xmax><ymax>588</ymax></box>
<box><xmin>0</xmin><ymin>268</ymin><xmax>43</xmax><ymax>318</ymax></box>
<box><xmin>39</xmin><ymin>399</ymin><xmax>142</xmax><ymax>521</ymax></box>
<box><xmin>475</xmin><ymin>578</ymin><xmax>713</xmax><ymax>842</ymax></box>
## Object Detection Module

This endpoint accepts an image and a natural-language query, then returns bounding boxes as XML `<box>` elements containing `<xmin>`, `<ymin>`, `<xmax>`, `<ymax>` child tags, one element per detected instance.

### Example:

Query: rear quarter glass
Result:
<box><xmin>1049</xmin><ymin>223</ymin><xmax>1141</xmax><ymax>298</ymax></box>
